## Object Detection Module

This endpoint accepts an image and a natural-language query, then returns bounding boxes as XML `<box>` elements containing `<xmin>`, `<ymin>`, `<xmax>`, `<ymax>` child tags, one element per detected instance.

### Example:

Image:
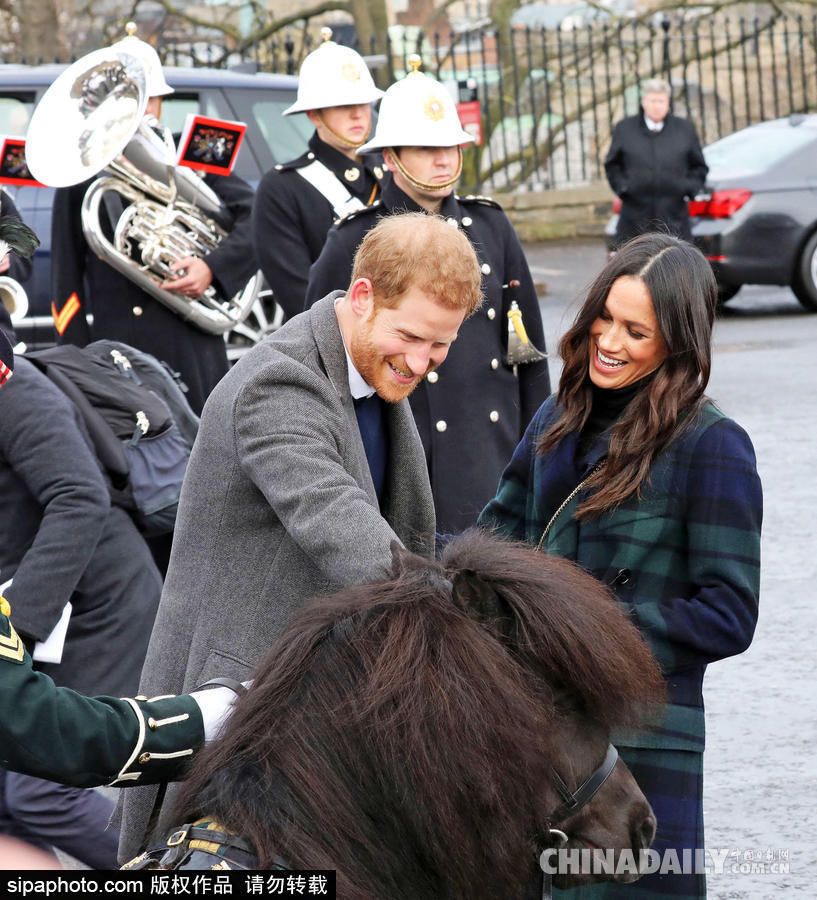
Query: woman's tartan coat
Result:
<box><xmin>479</xmin><ymin>395</ymin><xmax>762</xmax><ymax>753</ymax></box>
<box><xmin>480</xmin><ymin>396</ymin><xmax>761</xmax><ymax>897</ymax></box>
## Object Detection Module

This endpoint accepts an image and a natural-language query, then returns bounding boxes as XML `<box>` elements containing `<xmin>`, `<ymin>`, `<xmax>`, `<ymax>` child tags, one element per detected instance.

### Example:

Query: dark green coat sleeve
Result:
<box><xmin>0</xmin><ymin>609</ymin><xmax>204</xmax><ymax>788</ymax></box>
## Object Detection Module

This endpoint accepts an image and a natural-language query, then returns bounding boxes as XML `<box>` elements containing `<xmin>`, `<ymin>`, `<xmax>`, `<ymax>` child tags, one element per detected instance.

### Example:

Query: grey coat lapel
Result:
<box><xmin>309</xmin><ymin>292</ymin><xmax>377</xmax><ymax>503</ymax></box>
<box><xmin>309</xmin><ymin>293</ymin><xmax>435</xmax><ymax>552</ymax></box>
<box><xmin>383</xmin><ymin>398</ymin><xmax>435</xmax><ymax>556</ymax></box>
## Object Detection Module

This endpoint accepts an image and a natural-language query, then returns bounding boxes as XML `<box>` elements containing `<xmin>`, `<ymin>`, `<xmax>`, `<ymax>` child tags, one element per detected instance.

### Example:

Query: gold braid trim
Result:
<box><xmin>385</xmin><ymin>147</ymin><xmax>462</xmax><ymax>191</ymax></box>
<box><xmin>316</xmin><ymin>112</ymin><xmax>368</xmax><ymax>149</ymax></box>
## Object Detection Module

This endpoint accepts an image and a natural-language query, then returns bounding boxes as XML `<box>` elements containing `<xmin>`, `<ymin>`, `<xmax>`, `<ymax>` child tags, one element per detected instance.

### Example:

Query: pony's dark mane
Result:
<box><xmin>176</xmin><ymin>530</ymin><xmax>663</xmax><ymax>898</ymax></box>
<box><xmin>440</xmin><ymin>530</ymin><xmax>663</xmax><ymax>729</ymax></box>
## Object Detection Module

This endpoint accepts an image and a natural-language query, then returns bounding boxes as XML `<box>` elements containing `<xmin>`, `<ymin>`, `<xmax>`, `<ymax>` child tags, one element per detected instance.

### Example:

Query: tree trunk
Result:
<box><xmin>351</xmin><ymin>0</ymin><xmax>389</xmax><ymax>56</ymax></box>
<box><xmin>16</xmin><ymin>0</ymin><xmax>62</xmax><ymax>61</ymax></box>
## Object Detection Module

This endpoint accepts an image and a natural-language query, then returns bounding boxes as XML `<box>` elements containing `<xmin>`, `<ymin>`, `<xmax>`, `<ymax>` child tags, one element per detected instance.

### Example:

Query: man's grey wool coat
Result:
<box><xmin>117</xmin><ymin>292</ymin><xmax>436</xmax><ymax>859</ymax></box>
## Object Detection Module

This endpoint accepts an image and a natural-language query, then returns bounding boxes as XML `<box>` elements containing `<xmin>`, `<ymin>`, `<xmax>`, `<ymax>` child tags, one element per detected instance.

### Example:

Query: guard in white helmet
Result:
<box><xmin>50</xmin><ymin>24</ymin><xmax>257</xmax><ymax>418</ymax></box>
<box><xmin>307</xmin><ymin>58</ymin><xmax>551</xmax><ymax>533</ymax></box>
<box><xmin>252</xmin><ymin>29</ymin><xmax>384</xmax><ymax>320</ymax></box>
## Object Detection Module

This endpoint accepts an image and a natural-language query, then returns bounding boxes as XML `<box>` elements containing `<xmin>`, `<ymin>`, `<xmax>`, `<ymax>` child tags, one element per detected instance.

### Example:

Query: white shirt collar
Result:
<box><xmin>334</xmin><ymin>297</ymin><xmax>376</xmax><ymax>400</ymax></box>
<box><xmin>644</xmin><ymin>115</ymin><xmax>664</xmax><ymax>132</ymax></box>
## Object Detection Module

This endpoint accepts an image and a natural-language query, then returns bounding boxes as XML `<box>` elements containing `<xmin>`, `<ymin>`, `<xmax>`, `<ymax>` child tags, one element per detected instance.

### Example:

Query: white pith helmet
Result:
<box><xmin>283</xmin><ymin>28</ymin><xmax>383</xmax><ymax>116</ymax></box>
<box><xmin>358</xmin><ymin>56</ymin><xmax>474</xmax><ymax>153</ymax></box>
<box><xmin>111</xmin><ymin>22</ymin><xmax>174</xmax><ymax>97</ymax></box>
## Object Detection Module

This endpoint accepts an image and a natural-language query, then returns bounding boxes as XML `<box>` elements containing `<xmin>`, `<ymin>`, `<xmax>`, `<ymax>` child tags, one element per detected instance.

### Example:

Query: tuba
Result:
<box><xmin>25</xmin><ymin>46</ymin><xmax>261</xmax><ymax>335</ymax></box>
<box><xmin>0</xmin><ymin>276</ymin><xmax>28</xmax><ymax>323</ymax></box>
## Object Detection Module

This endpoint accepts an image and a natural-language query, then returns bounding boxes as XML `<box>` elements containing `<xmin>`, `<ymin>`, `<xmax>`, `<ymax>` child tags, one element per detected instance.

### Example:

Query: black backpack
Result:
<box><xmin>27</xmin><ymin>341</ymin><xmax>199</xmax><ymax>536</ymax></box>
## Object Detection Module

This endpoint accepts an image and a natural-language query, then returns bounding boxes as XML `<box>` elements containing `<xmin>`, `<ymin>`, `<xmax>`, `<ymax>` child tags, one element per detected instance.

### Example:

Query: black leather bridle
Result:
<box><xmin>539</xmin><ymin>743</ymin><xmax>620</xmax><ymax>899</ymax></box>
<box><xmin>547</xmin><ymin>743</ymin><xmax>619</xmax><ymax>842</ymax></box>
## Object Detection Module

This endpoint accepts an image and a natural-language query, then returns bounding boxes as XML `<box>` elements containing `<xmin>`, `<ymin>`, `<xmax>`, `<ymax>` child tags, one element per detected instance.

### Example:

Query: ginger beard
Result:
<box><xmin>350</xmin><ymin>311</ymin><xmax>435</xmax><ymax>403</ymax></box>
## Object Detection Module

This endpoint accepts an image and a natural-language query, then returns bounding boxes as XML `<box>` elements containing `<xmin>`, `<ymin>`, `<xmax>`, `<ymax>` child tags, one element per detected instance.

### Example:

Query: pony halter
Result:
<box><xmin>548</xmin><ymin>743</ymin><xmax>619</xmax><ymax>840</ymax></box>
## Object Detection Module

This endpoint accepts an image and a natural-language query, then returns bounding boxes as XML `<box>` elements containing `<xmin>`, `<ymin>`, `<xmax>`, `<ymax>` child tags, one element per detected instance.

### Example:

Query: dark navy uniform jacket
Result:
<box><xmin>306</xmin><ymin>180</ymin><xmax>551</xmax><ymax>533</ymax></box>
<box><xmin>253</xmin><ymin>133</ymin><xmax>382</xmax><ymax>321</ymax></box>
<box><xmin>0</xmin><ymin>357</ymin><xmax>161</xmax><ymax>697</ymax></box>
<box><xmin>0</xmin><ymin>602</ymin><xmax>203</xmax><ymax>788</ymax></box>
<box><xmin>50</xmin><ymin>170</ymin><xmax>257</xmax><ymax>415</ymax></box>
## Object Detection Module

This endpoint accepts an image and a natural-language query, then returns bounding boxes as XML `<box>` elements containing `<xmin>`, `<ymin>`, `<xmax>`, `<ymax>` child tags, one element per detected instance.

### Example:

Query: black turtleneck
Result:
<box><xmin>577</xmin><ymin>375</ymin><xmax>654</xmax><ymax>460</ymax></box>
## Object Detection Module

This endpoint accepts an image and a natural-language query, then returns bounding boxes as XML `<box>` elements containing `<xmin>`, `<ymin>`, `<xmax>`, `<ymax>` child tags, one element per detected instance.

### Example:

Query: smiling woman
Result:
<box><xmin>588</xmin><ymin>276</ymin><xmax>667</xmax><ymax>390</ymax></box>
<box><xmin>480</xmin><ymin>233</ymin><xmax>763</xmax><ymax>900</ymax></box>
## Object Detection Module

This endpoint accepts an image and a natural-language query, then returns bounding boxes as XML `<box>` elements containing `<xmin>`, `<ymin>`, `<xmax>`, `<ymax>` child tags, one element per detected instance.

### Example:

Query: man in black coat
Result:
<box><xmin>252</xmin><ymin>30</ymin><xmax>384</xmax><ymax>321</ymax></box>
<box><xmin>605</xmin><ymin>78</ymin><xmax>708</xmax><ymax>245</ymax></box>
<box><xmin>49</xmin><ymin>35</ymin><xmax>256</xmax><ymax>415</ymax></box>
<box><xmin>307</xmin><ymin>63</ymin><xmax>551</xmax><ymax>534</ymax></box>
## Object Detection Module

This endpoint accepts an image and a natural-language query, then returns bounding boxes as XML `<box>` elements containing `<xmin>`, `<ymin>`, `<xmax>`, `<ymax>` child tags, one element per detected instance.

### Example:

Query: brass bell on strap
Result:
<box><xmin>505</xmin><ymin>282</ymin><xmax>547</xmax><ymax>367</ymax></box>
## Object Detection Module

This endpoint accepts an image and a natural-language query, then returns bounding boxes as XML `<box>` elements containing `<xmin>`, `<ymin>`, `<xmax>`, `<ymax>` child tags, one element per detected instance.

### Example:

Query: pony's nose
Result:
<box><xmin>634</xmin><ymin>810</ymin><xmax>657</xmax><ymax>851</ymax></box>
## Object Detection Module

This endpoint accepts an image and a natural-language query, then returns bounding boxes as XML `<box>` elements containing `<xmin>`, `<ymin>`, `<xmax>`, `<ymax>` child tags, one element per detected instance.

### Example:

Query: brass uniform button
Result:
<box><xmin>307</xmin><ymin>152</ymin><xmax>315</xmax><ymax>160</ymax></box>
<box><xmin>147</xmin><ymin>717</ymin><xmax>158</xmax><ymax>730</ymax></box>
<box><xmin>489</xmin><ymin>411</ymin><xmax>500</xmax><ymax>423</ymax></box>
<box><xmin>373</xmin><ymin>165</ymin><xmax>384</xmax><ymax>180</ymax></box>
<box><xmin>446</xmin><ymin>217</ymin><xmax>458</xmax><ymax>227</ymax></box>
<box><xmin>135</xmin><ymin>695</ymin><xmax>148</xmax><ymax>701</ymax></box>
<box><xmin>139</xmin><ymin>752</ymin><xmax>151</xmax><ymax>764</ymax></box>
<box><xmin>275</xmin><ymin>164</ymin><xmax>283</xmax><ymax>171</ymax></box>
<box><xmin>426</xmin><ymin>371</ymin><xmax>439</xmax><ymax>384</ymax></box>
<box><xmin>486</xmin><ymin>307</ymin><xmax>496</xmax><ymax>320</ymax></box>
<box><xmin>344</xmin><ymin>167</ymin><xmax>360</xmax><ymax>182</ymax></box>
<box><xmin>481</xmin><ymin>263</ymin><xmax>492</xmax><ymax>275</ymax></box>
<box><xmin>462</xmin><ymin>216</ymin><xmax>472</xmax><ymax>226</ymax></box>
<box><xmin>132</xmin><ymin>306</ymin><xmax>143</xmax><ymax>316</ymax></box>
<box><xmin>491</xmin><ymin>358</ymin><xmax>499</xmax><ymax>370</ymax></box>
<box><xmin>435</xmin><ymin>420</ymin><xmax>447</xmax><ymax>433</ymax></box>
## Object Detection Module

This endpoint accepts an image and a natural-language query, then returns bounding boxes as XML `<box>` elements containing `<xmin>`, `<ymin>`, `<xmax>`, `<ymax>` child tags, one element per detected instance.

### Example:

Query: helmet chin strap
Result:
<box><xmin>385</xmin><ymin>147</ymin><xmax>462</xmax><ymax>191</ymax></box>
<box><xmin>316</xmin><ymin>111</ymin><xmax>368</xmax><ymax>149</ymax></box>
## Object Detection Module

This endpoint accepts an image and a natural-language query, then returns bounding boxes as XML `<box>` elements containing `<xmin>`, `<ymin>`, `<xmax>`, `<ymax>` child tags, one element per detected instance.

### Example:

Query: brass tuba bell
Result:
<box><xmin>25</xmin><ymin>44</ymin><xmax>261</xmax><ymax>335</ymax></box>
<box><xmin>0</xmin><ymin>215</ymin><xmax>37</xmax><ymax>324</ymax></box>
<box><xmin>0</xmin><ymin>276</ymin><xmax>28</xmax><ymax>323</ymax></box>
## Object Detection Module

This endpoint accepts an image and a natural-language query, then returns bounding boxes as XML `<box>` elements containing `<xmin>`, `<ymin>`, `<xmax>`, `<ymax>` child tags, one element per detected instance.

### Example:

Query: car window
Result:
<box><xmin>250</xmin><ymin>98</ymin><xmax>313</xmax><ymax>161</ymax></box>
<box><xmin>161</xmin><ymin>94</ymin><xmax>207</xmax><ymax>136</ymax></box>
<box><xmin>704</xmin><ymin>123</ymin><xmax>817</xmax><ymax>174</ymax></box>
<box><xmin>0</xmin><ymin>93</ymin><xmax>36</xmax><ymax>137</ymax></box>
<box><xmin>226</xmin><ymin>88</ymin><xmax>311</xmax><ymax>171</ymax></box>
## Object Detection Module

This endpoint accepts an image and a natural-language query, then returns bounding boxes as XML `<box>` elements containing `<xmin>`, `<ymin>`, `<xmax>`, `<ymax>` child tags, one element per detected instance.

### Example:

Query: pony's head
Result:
<box><xmin>439</xmin><ymin>531</ymin><xmax>664</xmax><ymax>888</ymax></box>
<box><xmin>177</xmin><ymin>530</ymin><xmax>664</xmax><ymax>898</ymax></box>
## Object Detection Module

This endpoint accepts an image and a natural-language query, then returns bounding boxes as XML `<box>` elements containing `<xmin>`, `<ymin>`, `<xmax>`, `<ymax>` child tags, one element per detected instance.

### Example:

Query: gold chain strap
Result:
<box><xmin>536</xmin><ymin>459</ymin><xmax>605</xmax><ymax>552</ymax></box>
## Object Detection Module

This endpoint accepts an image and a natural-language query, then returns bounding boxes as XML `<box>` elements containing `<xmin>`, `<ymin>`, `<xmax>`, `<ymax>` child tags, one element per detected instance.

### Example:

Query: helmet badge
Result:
<box><xmin>342</xmin><ymin>61</ymin><xmax>362</xmax><ymax>82</ymax></box>
<box><xmin>424</xmin><ymin>94</ymin><xmax>445</xmax><ymax>122</ymax></box>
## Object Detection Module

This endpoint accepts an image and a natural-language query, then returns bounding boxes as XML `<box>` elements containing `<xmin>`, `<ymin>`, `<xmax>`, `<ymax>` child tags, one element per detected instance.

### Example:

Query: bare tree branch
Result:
<box><xmin>420</xmin><ymin>0</ymin><xmax>462</xmax><ymax>32</ymax></box>
<box><xmin>135</xmin><ymin>0</ymin><xmax>352</xmax><ymax>50</ymax></box>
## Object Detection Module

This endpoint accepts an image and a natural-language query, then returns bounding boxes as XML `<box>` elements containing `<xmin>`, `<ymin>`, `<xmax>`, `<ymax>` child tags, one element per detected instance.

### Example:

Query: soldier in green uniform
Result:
<box><xmin>1</xmin><ymin>593</ymin><xmax>207</xmax><ymax>788</ymax></box>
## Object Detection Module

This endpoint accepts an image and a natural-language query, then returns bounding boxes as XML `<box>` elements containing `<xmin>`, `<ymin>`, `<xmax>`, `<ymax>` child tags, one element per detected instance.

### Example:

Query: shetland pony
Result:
<box><xmin>174</xmin><ymin>531</ymin><xmax>664</xmax><ymax>897</ymax></box>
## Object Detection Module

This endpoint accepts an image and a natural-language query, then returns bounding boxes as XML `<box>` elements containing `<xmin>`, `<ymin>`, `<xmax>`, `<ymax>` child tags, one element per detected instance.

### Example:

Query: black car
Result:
<box><xmin>0</xmin><ymin>63</ymin><xmax>311</xmax><ymax>352</ymax></box>
<box><xmin>605</xmin><ymin>114</ymin><xmax>817</xmax><ymax>311</ymax></box>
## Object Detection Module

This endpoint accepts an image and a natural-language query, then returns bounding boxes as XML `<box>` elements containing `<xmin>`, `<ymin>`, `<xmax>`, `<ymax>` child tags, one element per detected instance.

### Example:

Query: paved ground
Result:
<box><xmin>525</xmin><ymin>239</ymin><xmax>817</xmax><ymax>899</ymax></box>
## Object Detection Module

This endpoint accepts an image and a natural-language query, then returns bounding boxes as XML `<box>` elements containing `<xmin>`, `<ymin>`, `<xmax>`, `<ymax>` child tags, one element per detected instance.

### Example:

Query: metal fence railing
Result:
<box><xmin>7</xmin><ymin>12</ymin><xmax>817</xmax><ymax>192</ymax></box>
<box><xmin>394</xmin><ymin>13</ymin><xmax>817</xmax><ymax>192</ymax></box>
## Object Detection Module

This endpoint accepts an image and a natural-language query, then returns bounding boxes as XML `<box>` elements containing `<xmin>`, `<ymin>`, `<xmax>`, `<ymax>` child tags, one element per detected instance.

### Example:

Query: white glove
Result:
<box><xmin>190</xmin><ymin>680</ymin><xmax>252</xmax><ymax>743</ymax></box>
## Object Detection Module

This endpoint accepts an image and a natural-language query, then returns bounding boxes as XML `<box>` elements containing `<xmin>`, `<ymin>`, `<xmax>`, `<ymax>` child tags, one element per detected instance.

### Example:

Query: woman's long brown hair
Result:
<box><xmin>539</xmin><ymin>233</ymin><xmax>717</xmax><ymax>518</ymax></box>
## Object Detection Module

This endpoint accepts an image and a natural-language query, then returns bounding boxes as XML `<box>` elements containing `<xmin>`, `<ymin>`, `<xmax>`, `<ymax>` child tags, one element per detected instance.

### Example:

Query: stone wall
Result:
<box><xmin>492</xmin><ymin>181</ymin><xmax>615</xmax><ymax>242</ymax></box>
